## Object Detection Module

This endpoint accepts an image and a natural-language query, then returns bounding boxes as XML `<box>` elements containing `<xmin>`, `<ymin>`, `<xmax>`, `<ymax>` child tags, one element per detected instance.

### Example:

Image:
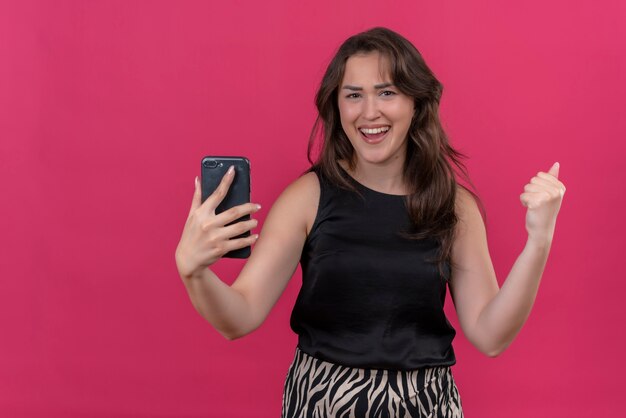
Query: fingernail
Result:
<box><xmin>256</xmin><ymin>204</ymin><xmax>262</xmax><ymax>210</ymax></box>
<box><xmin>228</xmin><ymin>165</ymin><xmax>234</xmax><ymax>174</ymax></box>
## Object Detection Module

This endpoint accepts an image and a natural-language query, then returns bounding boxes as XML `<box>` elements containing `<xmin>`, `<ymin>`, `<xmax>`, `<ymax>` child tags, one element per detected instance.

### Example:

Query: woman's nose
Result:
<box><xmin>363</xmin><ymin>96</ymin><xmax>381</xmax><ymax>120</ymax></box>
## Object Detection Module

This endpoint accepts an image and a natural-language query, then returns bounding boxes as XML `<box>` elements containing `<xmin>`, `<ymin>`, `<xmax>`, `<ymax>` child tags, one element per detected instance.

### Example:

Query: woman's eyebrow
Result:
<box><xmin>341</xmin><ymin>82</ymin><xmax>395</xmax><ymax>91</ymax></box>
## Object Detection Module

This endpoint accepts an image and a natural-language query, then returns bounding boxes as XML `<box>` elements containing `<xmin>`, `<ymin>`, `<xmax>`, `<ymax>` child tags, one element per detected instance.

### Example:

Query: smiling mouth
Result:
<box><xmin>359</xmin><ymin>126</ymin><xmax>390</xmax><ymax>143</ymax></box>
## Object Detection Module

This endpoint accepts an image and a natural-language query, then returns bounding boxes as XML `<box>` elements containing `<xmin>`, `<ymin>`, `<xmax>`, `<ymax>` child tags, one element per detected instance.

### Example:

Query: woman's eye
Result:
<box><xmin>380</xmin><ymin>90</ymin><xmax>396</xmax><ymax>97</ymax></box>
<box><xmin>346</xmin><ymin>93</ymin><xmax>361</xmax><ymax>99</ymax></box>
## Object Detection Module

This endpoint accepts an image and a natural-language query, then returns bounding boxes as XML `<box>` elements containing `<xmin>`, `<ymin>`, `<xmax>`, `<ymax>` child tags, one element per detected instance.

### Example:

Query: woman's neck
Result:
<box><xmin>339</xmin><ymin>157</ymin><xmax>408</xmax><ymax>195</ymax></box>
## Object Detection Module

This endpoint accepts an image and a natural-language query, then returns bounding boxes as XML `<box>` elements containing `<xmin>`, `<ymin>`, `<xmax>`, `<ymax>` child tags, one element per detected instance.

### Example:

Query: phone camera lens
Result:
<box><xmin>203</xmin><ymin>160</ymin><xmax>218</xmax><ymax>169</ymax></box>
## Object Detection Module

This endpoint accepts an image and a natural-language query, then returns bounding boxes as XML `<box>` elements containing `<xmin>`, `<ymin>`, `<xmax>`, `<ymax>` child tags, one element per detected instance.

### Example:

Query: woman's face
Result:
<box><xmin>338</xmin><ymin>51</ymin><xmax>415</xmax><ymax>169</ymax></box>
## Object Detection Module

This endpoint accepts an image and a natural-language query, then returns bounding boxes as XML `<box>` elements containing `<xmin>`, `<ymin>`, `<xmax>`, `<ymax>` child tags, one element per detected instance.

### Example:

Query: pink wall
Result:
<box><xmin>1</xmin><ymin>0</ymin><xmax>624</xmax><ymax>416</ymax></box>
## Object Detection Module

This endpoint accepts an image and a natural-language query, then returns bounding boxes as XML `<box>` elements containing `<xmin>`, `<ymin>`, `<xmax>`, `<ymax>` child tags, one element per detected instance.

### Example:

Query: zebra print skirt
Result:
<box><xmin>281</xmin><ymin>347</ymin><xmax>463</xmax><ymax>418</ymax></box>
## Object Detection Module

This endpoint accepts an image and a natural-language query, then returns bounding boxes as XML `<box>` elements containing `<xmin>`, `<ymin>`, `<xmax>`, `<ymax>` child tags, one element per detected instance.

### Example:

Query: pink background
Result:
<box><xmin>1</xmin><ymin>0</ymin><xmax>624</xmax><ymax>416</ymax></box>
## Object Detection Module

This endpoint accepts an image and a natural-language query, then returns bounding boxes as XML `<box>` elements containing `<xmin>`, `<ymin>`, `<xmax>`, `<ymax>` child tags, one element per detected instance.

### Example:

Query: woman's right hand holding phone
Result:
<box><xmin>175</xmin><ymin>166</ymin><xmax>261</xmax><ymax>279</ymax></box>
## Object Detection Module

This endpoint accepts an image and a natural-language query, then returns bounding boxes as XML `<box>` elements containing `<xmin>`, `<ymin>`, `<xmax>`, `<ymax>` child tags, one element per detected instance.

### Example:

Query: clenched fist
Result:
<box><xmin>520</xmin><ymin>162</ymin><xmax>566</xmax><ymax>244</ymax></box>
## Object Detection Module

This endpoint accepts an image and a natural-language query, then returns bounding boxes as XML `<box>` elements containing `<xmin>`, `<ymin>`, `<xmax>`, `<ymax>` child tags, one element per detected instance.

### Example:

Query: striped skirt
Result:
<box><xmin>281</xmin><ymin>347</ymin><xmax>463</xmax><ymax>418</ymax></box>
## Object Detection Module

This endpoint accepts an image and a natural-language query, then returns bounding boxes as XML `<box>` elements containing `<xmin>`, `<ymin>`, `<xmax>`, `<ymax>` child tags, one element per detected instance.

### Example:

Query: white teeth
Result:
<box><xmin>359</xmin><ymin>126</ymin><xmax>390</xmax><ymax>134</ymax></box>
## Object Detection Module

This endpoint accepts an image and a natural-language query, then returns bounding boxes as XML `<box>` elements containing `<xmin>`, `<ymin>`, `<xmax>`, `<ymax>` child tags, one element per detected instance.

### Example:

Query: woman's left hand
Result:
<box><xmin>520</xmin><ymin>162</ymin><xmax>567</xmax><ymax>244</ymax></box>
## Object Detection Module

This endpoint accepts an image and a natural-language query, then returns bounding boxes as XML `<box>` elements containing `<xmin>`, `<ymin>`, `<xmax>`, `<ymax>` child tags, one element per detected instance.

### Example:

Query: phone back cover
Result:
<box><xmin>200</xmin><ymin>156</ymin><xmax>251</xmax><ymax>258</ymax></box>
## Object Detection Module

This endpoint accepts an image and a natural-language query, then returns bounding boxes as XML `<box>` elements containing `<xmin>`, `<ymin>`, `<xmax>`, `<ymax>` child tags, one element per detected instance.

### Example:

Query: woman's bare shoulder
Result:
<box><xmin>279</xmin><ymin>170</ymin><xmax>320</xmax><ymax>201</ymax></box>
<box><xmin>267</xmin><ymin>170</ymin><xmax>320</xmax><ymax>235</ymax></box>
<box><xmin>455</xmin><ymin>185</ymin><xmax>481</xmax><ymax>220</ymax></box>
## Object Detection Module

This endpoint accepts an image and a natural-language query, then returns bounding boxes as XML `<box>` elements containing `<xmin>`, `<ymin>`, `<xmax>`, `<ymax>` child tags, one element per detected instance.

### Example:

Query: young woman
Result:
<box><xmin>175</xmin><ymin>27</ymin><xmax>566</xmax><ymax>418</ymax></box>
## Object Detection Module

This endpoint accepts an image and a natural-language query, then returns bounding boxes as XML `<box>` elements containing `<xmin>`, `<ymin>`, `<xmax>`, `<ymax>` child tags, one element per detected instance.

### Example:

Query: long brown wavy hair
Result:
<box><xmin>307</xmin><ymin>27</ymin><xmax>486</xmax><ymax>282</ymax></box>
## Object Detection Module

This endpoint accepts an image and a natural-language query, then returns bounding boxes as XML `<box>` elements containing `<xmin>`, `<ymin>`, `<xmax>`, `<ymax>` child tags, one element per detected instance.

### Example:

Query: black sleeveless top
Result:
<box><xmin>290</xmin><ymin>167</ymin><xmax>457</xmax><ymax>370</ymax></box>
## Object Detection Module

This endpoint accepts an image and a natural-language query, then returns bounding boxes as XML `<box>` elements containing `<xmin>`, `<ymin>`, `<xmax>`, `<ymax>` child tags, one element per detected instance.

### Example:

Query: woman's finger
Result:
<box><xmin>188</xmin><ymin>176</ymin><xmax>202</xmax><ymax>219</ymax></box>
<box><xmin>202</xmin><ymin>165</ymin><xmax>236</xmax><ymax>213</ymax></box>
<box><xmin>536</xmin><ymin>172</ymin><xmax>566</xmax><ymax>194</ymax></box>
<box><xmin>536</xmin><ymin>171</ymin><xmax>560</xmax><ymax>186</ymax></box>
<box><xmin>520</xmin><ymin>192</ymin><xmax>548</xmax><ymax>209</ymax></box>
<box><xmin>529</xmin><ymin>176</ymin><xmax>555</xmax><ymax>188</ymax></box>
<box><xmin>218</xmin><ymin>234</ymin><xmax>260</xmax><ymax>256</ymax></box>
<box><xmin>523</xmin><ymin>183</ymin><xmax>547</xmax><ymax>194</ymax></box>
<box><xmin>214</xmin><ymin>202</ymin><xmax>262</xmax><ymax>226</ymax></box>
<box><xmin>215</xmin><ymin>218</ymin><xmax>259</xmax><ymax>241</ymax></box>
<box><xmin>525</xmin><ymin>181</ymin><xmax>561</xmax><ymax>193</ymax></box>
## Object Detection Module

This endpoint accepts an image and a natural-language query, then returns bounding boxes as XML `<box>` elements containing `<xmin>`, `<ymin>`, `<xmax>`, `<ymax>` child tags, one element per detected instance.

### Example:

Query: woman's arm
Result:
<box><xmin>175</xmin><ymin>171</ymin><xmax>319</xmax><ymax>340</ymax></box>
<box><xmin>449</xmin><ymin>163</ymin><xmax>566</xmax><ymax>356</ymax></box>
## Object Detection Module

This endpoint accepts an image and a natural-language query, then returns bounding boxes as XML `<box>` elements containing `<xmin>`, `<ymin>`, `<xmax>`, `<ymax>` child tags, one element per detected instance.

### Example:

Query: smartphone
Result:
<box><xmin>200</xmin><ymin>156</ymin><xmax>251</xmax><ymax>259</ymax></box>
